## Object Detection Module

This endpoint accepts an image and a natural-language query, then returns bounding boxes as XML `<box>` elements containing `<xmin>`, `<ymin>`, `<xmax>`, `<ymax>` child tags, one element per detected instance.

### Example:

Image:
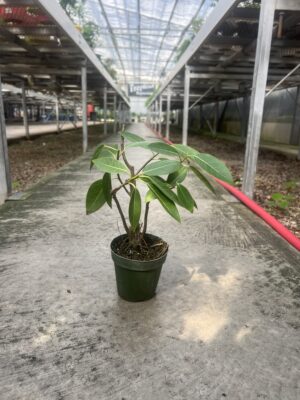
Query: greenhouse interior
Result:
<box><xmin>0</xmin><ymin>0</ymin><xmax>300</xmax><ymax>399</ymax></box>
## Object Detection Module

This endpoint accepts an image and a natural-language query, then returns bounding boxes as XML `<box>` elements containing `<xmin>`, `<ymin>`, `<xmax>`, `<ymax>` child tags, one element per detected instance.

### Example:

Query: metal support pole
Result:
<box><xmin>0</xmin><ymin>73</ymin><xmax>11</xmax><ymax>203</ymax></box>
<box><xmin>104</xmin><ymin>86</ymin><xmax>108</xmax><ymax>136</ymax></box>
<box><xmin>81</xmin><ymin>65</ymin><xmax>88</xmax><ymax>153</ymax></box>
<box><xmin>21</xmin><ymin>82</ymin><xmax>29</xmax><ymax>139</ymax></box>
<box><xmin>290</xmin><ymin>86</ymin><xmax>300</xmax><ymax>145</ymax></box>
<box><xmin>182</xmin><ymin>65</ymin><xmax>190</xmax><ymax>145</ymax></box>
<box><xmin>158</xmin><ymin>95</ymin><xmax>162</xmax><ymax>135</ymax></box>
<box><xmin>242</xmin><ymin>0</ymin><xmax>276</xmax><ymax>198</ymax></box>
<box><xmin>166</xmin><ymin>89</ymin><xmax>171</xmax><ymax>140</ymax></box>
<box><xmin>113</xmin><ymin>94</ymin><xmax>117</xmax><ymax>134</ymax></box>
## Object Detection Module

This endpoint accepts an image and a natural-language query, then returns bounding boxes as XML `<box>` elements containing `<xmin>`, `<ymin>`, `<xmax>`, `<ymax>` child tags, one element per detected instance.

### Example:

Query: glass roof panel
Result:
<box><xmin>84</xmin><ymin>0</ymin><xmax>215</xmax><ymax>87</ymax></box>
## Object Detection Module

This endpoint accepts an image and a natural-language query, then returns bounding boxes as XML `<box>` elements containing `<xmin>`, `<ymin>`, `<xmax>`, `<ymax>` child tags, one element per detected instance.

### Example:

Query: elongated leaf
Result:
<box><xmin>167</xmin><ymin>166</ymin><xmax>189</xmax><ymax>186</ymax></box>
<box><xmin>86</xmin><ymin>179</ymin><xmax>106</xmax><ymax>215</ymax></box>
<box><xmin>145</xmin><ymin>189</ymin><xmax>156</xmax><ymax>203</ymax></box>
<box><xmin>177</xmin><ymin>183</ymin><xmax>195</xmax><ymax>213</ymax></box>
<box><xmin>172</xmin><ymin>144</ymin><xmax>199</xmax><ymax>159</ymax></box>
<box><xmin>90</xmin><ymin>144</ymin><xmax>104</xmax><ymax>170</ymax></box>
<box><xmin>126</xmin><ymin>141</ymin><xmax>150</xmax><ymax>149</ymax></box>
<box><xmin>141</xmin><ymin>176</ymin><xmax>178</xmax><ymax>204</ymax></box>
<box><xmin>143</xmin><ymin>160</ymin><xmax>181</xmax><ymax>176</ymax></box>
<box><xmin>192</xmin><ymin>153</ymin><xmax>233</xmax><ymax>184</ymax></box>
<box><xmin>93</xmin><ymin>157</ymin><xmax>129</xmax><ymax>174</ymax></box>
<box><xmin>129</xmin><ymin>187</ymin><xmax>141</xmax><ymax>230</ymax></box>
<box><xmin>147</xmin><ymin>142</ymin><xmax>179</xmax><ymax>157</ymax></box>
<box><xmin>122</xmin><ymin>131</ymin><xmax>145</xmax><ymax>142</ymax></box>
<box><xmin>190</xmin><ymin>166</ymin><xmax>216</xmax><ymax>194</ymax></box>
<box><xmin>90</xmin><ymin>144</ymin><xmax>119</xmax><ymax>169</ymax></box>
<box><xmin>146</xmin><ymin>182</ymin><xmax>181</xmax><ymax>222</ymax></box>
<box><xmin>103</xmin><ymin>173</ymin><xmax>112</xmax><ymax>208</ymax></box>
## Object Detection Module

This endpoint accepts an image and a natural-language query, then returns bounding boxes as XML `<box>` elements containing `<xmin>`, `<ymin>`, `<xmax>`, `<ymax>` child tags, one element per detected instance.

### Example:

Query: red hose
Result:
<box><xmin>148</xmin><ymin>125</ymin><xmax>300</xmax><ymax>251</ymax></box>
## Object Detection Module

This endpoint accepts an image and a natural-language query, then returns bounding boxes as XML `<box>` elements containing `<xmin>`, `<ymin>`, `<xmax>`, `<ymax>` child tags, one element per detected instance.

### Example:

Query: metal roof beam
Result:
<box><xmin>148</xmin><ymin>0</ymin><xmax>240</xmax><ymax>107</ymax></box>
<box><xmin>35</xmin><ymin>0</ymin><xmax>129</xmax><ymax>105</ymax></box>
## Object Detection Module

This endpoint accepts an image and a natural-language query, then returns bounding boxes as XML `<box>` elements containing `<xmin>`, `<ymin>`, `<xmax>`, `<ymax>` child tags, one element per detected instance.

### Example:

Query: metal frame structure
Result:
<box><xmin>147</xmin><ymin>0</ymin><xmax>300</xmax><ymax>198</ymax></box>
<box><xmin>83</xmin><ymin>0</ymin><xmax>214</xmax><ymax>85</ymax></box>
<box><xmin>0</xmin><ymin>0</ymin><xmax>130</xmax><ymax>204</ymax></box>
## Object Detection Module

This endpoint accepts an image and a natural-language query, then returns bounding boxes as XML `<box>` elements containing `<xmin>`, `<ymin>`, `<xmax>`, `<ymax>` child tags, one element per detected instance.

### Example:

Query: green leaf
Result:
<box><xmin>167</xmin><ymin>166</ymin><xmax>189</xmax><ymax>186</ymax></box>
<box><xmin>177</xmin><ymin>183</ymin><xmax>195</xmax><ymax>213</ymax></box>
<box><xmin>93</xmin><ymin>157</ymin><xmax>129</xmax><ymax>174</ymax></box>
<box><xmin>143</xmin><ymin>160</ymin><xmax>181</xmax><ymax>176</ymax></box>
<box><xmin>172</xmin><ymin>144</ymin><xmax>199</xmax><ymax>159</ymax></box>
<box><xmin>190</xmin><ymin>166</ymin><xmax>216</xmax><ymax>194</ymax></box>
<box><xmin>122</xmin><ymin>131</ymin><xmax>145</xmax><ymax>142</ymax></box>
<box><xmin>145</xmin><ymin>189</ymin><xmax>156</xmax><ymax>203</ymax></box>
<box><xmin>103</xmin><ymin>173</ymin><xmax>112</xmax><ymax>208</ymax></box>
<box><xmin>146</xmin><ymin>182</ymin><xmax>181</xmax><ymax>222</ymax></box>
<box><xmin>86</xmin><ymin>179</ymin><xmax>106</xmax><ymax>215</ymax></box>
<box><xmin>90</xmin><ymin>144</ymin><xmax>119</xmax><ymax>169</ymax></box>
<box><xmin>90</xmin><ymin>144</ymin><xmax>104</xmax><ymax>169</ymax></box>
<box><xmin>192</xmin><ymin>153</ymin><xmax>233</xmax><ymax>184</ymax></box>
<box><xmin>129</xmin><ymin>187</ymin><xmax>141</xmax><ymax>230</ymax></box>
<box><xmin>147</xmin><ymin>142</ymin><xmax>179</xmax><ymax>157</ymax></box>
<box><xmin>126</xmin><ymin>141</ymin><xmax>150</xmax><ymax>149</ymax></box>
<box><xmin>141</xmin><ymin>176</ymin><xmax>178</xmax><ymax>204</ymax></box>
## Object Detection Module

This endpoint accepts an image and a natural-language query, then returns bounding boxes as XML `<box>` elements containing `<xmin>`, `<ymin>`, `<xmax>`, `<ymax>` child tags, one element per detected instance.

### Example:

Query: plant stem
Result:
<box><xmin>117</xmin><ymin>174</ymin><xmax>130</xmax><ymax>196</ymax></box>
<box><xmin>136</xmin><ymin>153</ymin><xmax>158</xmax><ymax>175</ymax></box>
<box><xmin>142</xmin><ymin>203</ymin><xmax>150</xmax><ymax>236</ymax></box>
<box><xmin>112</xmin><ymin>193</ymin><xmax>129</xmax><ymax>234</ymax></box>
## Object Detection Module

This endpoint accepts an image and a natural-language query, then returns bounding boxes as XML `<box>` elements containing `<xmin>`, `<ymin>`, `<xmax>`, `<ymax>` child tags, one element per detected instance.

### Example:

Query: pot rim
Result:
<box><xmin>110</xmin><ymin>233</ymin><xmax>169</xmax><ymax>264</ymax></box>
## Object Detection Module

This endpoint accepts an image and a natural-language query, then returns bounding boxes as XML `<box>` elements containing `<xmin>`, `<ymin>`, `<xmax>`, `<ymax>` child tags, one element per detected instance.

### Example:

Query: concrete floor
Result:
<box><xmin>6</xmin><ymin>121</ymin><xmax>100</xmax><ymax>140</ymax></box>
<box><xmin>0</xmin><ymin>123</ymin><xmax>299</xmax><ymax>400</ymax></box>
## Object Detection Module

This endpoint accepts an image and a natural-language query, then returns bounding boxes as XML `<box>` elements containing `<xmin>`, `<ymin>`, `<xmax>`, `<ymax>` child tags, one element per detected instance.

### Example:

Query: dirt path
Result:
<box><xmin>170</xmin><ymin>129</ymin><xmax>300</xmax><ymax>238</ymax></box>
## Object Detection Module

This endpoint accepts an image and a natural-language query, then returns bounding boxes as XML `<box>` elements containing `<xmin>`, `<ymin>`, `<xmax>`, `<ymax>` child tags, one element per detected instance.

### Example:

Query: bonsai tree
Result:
<box><xmin>86</xmin><ymin>130</ymin><xmax>233</xmax><ymax>301</ymax></box>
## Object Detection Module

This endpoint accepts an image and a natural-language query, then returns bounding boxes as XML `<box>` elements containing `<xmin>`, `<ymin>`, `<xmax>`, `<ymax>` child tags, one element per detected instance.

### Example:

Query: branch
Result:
<box><xmin>142</xmin><ymin>203</ymin><xmax>150</xmax><ymax>236</ymax></box>
<box><xmin>112</xmin><ymin>194</ymin><xmax>129</xmax><ymax>234</ymax></box>
<box><xmin>117</xmin><ymin>174</ymin><xmax>130</xmax><ymax>196</ymax></box>
<box><xmin>136</xmin><ymin>153</ymin><xmax>158</xmax><ymax>175</ymax></box>
<box><xmin>121</xmin><ymin>136</ymin><xmax>134</xmax><ymax>176</ymax></box>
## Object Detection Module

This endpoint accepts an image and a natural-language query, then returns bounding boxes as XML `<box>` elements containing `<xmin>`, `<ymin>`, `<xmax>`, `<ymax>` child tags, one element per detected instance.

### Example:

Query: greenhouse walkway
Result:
<box><xmin>0</xmin><ymin>123</ymin><xmax>299</xmax><ymax>400</ymax></box>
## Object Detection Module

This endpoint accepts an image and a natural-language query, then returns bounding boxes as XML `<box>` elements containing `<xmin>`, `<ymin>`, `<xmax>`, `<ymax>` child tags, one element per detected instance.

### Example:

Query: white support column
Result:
<box><xmin>0</xmin><ymin>73</ymin><xmax>11</xmax><ymax>203</ymax></box>
<box><xmin>103</xmin><ymin>86</ymin><xmax>108</xmax><ymax>136</ymax></box>
<box><xmin>166</xmin><ymin>89</ymin><xmax>171</xmax><ymax>140</ymax></box>
<box><xmin>182</xmin><ymin>65</ymin><xmax>190</xmax><ymax>145</ymax></box>
<box><xmin>113</xmin><ymin>94</ymin><xmax>117</xmax><ymax>134</ymax></box>
<box><xmin>242</xmin><ymin>0</ymin><xmax>276</xmax><ymax>198</ymax></box>
<box><xmin>81</xmin><ymin>65</ymin><xmax>88</xmax><ymax>153</ymax></box>
<box><xmin>158</xmin><ymin>95</ymin><xmax>162</xmax><ymax>135</ymax></box>
<box><xmin>21</xmin><ymin>82</ymin><xmax>30</xmax><ymax>139</ymax></box>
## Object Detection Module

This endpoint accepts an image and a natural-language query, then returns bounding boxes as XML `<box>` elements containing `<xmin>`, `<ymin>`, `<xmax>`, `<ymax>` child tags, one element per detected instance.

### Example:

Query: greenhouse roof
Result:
<box><xmin>84</xmin><ymin>0</ymin><xmax>216</xmax><ymax>85</ymax></box>
<box><xmin>0</xmin><ymin>0</ymin><xmax>129</xmax><ymax>106</ymax></box>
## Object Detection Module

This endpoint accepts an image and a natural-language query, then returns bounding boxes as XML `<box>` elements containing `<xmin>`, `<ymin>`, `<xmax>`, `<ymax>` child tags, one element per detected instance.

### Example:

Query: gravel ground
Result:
<box><xmin>8</xmin><ymin>124</ymin><xmax>111</xmax><ymax>192</ymax></box>
<box><xmin>169</xmin><ymin>129</ymin><xmax>300</xmax><ymax>238</ymax></box>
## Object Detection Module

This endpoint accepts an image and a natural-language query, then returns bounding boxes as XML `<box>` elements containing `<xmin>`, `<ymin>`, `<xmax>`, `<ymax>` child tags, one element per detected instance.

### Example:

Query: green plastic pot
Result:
<box><xmin>111</xmin><ymin>234</ymin><xmax>168</xmax><ymax>302</ymax></box>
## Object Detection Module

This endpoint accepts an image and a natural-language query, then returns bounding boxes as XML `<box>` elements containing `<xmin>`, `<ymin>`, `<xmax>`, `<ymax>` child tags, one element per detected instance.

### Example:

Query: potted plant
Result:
<box><xmin>86</xmin><ymin>130</ymin><xmax>233</xmax><ymax>302</ymax></box>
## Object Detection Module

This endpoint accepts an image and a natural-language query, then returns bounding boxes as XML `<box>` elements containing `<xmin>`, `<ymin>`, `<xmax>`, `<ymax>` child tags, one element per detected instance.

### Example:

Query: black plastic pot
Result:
<box><xmin>111</xmin><ymin>234</ymin><xmax>168</xmax><ymax>302</ymax></box>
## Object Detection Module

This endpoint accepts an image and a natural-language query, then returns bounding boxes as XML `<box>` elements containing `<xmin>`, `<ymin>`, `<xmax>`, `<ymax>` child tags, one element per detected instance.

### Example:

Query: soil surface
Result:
<box><xmin>8</xmin><ymin>124</ymin><xmax>111</xmax><ymax>192</ymax></box>
<box><xmin>112</xmin><ymin>234</ymin><xmax>168</xmax><ymax>261</ymax></box>
<box><xmin>170</xmin><ymin>129</ymin><xmax>300</xmax><ymax>238</ymax></box>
